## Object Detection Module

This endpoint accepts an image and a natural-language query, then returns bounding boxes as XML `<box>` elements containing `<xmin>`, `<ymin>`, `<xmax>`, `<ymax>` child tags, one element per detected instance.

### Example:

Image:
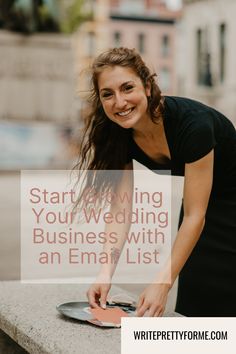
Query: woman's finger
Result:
<box><xmin>136</xmin><ymin>302</ymin><xmax>149</xmax><ymax>317</ymax></box>
<box><xmin>154</xmin><ymin>308</ymin><xmax>163</xmax><ymax>317</ymax></box>
<box><xmin>99</xmin><ymin>287</ymin><xmax>109</xmax><ymax>309</ymax></box>
<box><xmin>136</xmin><ymin>294</ymin><xmax>144</xmax><ymax>310</ymax></box>
<box><xmin>147</xmin><ymin>305</ymin><xmax>157</xmax><ymax>317</ymax></box>
<box><xmin>87</xmin><ymin>289</ymin><xmax>100</xmax><ymax>308</ymax></box>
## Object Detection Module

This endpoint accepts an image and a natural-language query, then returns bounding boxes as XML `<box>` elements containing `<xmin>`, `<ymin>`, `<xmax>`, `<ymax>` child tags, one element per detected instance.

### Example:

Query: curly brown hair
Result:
<box><xmin>73</xmin><ymin>47</ymin><xmax>164</xmax><ymax>210</ymax></box>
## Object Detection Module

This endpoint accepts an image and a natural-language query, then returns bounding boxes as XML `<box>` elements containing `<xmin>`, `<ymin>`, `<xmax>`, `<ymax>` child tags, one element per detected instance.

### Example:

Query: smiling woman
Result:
<box><xmin>73</xmin><ymin>47</ymin><xmax>236</xmax><ymax>318</ymax></box>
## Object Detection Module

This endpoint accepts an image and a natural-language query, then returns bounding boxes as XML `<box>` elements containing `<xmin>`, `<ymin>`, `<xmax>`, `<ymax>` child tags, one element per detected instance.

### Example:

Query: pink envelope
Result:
<box><xmin>90</xmin><ymin>307</ymin><xmax>129</xmax><ymax>325</ymax></box>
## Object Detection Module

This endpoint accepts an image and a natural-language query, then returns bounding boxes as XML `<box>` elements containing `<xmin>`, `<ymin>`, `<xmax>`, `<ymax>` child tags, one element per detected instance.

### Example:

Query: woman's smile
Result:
<box><xmin>116</xmin><ymin>107</ymin><xmax>135</xmax><ymax>117</ymax></box>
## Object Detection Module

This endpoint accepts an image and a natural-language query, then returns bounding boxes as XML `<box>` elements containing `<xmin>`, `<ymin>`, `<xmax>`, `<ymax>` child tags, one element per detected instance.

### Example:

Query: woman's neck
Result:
<box><xmin>133</xmin><ymin>115</ymin><xmax>163</xmax><ymax>140</ymax></box>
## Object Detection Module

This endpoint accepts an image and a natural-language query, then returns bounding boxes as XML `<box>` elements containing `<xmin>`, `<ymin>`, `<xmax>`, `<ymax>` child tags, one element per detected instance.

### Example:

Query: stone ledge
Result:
<box><xmin>0</xmin><ymin>281</ymin><xmax>183</xmax><ymax>354</ymax></box>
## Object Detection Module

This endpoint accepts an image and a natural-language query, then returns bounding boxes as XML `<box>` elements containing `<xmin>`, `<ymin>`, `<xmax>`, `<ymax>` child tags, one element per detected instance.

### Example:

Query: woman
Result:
<box><xmin>76</xmin><ymin>47</ymin><xmax>236</xmax><ymax>317</ymax></box>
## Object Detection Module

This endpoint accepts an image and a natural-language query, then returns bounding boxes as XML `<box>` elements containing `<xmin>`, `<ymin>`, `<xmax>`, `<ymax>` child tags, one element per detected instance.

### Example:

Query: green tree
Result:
<box><xmin>0</xmin><ymin>0</ymin><xmax>59</xmax><ymax>33</ymax></box>
<box><xmin>0</xmin><ymin>0</ymin><xmax>28</xmax><ymax>32</ymax></box>
<box><xmin>31</xmin><ymin>0</ymin><xmax>59</xmax><ymax>32</ymax></box>
<box><xmin>61</xmin><ymin>0</ymin><xmax>93</xmax><ymax>34</ymax></box>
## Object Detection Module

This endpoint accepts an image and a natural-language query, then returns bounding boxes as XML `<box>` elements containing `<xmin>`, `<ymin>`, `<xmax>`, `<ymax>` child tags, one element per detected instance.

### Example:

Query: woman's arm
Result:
<box><xmin>87</xmin><ymin>161</ymin><xmax>133</xmax><ymax>308</ymax></box>
<box><xmin>137</xmin><ymin>149</ymin><xmax>214</xmax><ymax>316</ymax></box>
<box><xmin>99</xmin><ymin>161</ymin><xmax>134</xmax><ymax>277</ymax></box>
<box><xmin>167</xmin><ymin>149</ymin><xmax>214</xmax><ymax>284</ymax></box>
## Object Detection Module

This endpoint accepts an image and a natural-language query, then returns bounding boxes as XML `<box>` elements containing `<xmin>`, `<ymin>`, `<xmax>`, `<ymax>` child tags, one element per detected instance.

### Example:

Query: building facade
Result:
<box><xmin>0</xmin><ymin>31</ymin><xmax>75</xmax><ymax>122</ymax></box>
<box><xmin>109</xmin><ymin>1</ymin><xmax>181</xmax><ymax>94</ymax></box>
<box><xmin>178</xmin><ymin>0</ymin><xmax>236</xmax><ymax>124</ymax></box>
<box><xmin>75</xmin><ymin>0</ymin><xmax>181</xmax><ymax>97</ymax></box>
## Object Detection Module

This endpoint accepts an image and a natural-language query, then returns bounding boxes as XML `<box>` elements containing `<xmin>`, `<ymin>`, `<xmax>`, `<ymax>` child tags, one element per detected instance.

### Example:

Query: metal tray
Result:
<box><xmin>56</xmin><ymin>301</ymin><xmax>136</xmax><ymax>324</ymax></box>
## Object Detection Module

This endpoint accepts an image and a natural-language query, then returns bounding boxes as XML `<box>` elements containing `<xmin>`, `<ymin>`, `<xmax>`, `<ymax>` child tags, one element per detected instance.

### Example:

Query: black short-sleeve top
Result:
<box><xmin>127</xmin><ymin>96</ymin><xmax>236</xmax><ymax>194</ymax></box>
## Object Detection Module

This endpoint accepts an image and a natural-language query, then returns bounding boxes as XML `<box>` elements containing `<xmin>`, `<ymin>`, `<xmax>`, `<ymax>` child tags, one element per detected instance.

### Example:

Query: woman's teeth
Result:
<box><xmin>117</xmin><ymin>108</ymin><xmax>133</xmax><ymax>117</ymax></box>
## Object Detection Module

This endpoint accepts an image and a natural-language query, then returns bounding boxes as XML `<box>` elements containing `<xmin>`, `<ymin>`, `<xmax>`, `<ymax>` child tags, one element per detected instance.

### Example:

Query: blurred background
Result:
<box><xmin>0</xmin><ymin>0</ymin><xmax>235</xmax><ymax>306</ymax></box>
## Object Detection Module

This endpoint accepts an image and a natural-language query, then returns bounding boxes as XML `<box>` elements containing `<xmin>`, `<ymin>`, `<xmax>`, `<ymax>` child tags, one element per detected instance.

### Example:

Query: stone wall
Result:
<box><xmin>0</xmin><ymin>30</ymin><xmax>78</xmax><ymax>123</ymax></box>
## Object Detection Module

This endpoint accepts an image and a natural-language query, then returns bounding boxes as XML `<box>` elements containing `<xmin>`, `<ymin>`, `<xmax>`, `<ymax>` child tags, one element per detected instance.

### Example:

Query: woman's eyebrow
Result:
<box><xmin>100</xmin><ymin>80</ymin><xmax>135</xmax><ymax>92</ymax></box>
<box><xmin>120</xmin><ymin>80</ymin><xmax>135</xmax><ymax>88</ymax></box>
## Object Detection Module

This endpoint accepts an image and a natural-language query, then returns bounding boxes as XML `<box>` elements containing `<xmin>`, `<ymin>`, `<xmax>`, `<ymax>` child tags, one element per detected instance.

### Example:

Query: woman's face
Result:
<box><xmin>97</xmin><ymin>65</ymin><xmax>151</xmax><ymax>129</ymax></box>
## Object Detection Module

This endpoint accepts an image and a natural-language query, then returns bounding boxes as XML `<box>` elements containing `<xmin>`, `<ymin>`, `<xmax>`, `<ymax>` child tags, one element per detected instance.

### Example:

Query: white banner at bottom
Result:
<box><xmin>121</xmin><ymin>317</ymin><xmax>236</xmax><ymax>354</ymax></box>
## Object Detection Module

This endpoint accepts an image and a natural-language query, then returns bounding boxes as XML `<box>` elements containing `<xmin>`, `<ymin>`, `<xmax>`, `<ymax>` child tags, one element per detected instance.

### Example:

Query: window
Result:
<box><xmin>196</xmin><ymin>28</ymin><xmax>212</xmax><ymax>87</ymax></box>
<box><xmin>159</xmin><ymin>67</ymin><xmax>170</xmax><ymax>92</ymax></box>
<box><xmin>197</xmin><ymin>28</ymin><xmax>203</xmax><ymax>84</ymax></box>
<box><xmin>114</xmin><ymin>31</ymin><xmax>121</xmax><ymax>47</ymax></box>
<box><xmin>138</xmin><ymin>33</ymin><xmax>145</xmax><ymax>54</ymax></box>
<box><xmin>219</xmin><ymin>23</ymin><xmax>226</xmax><ymax>83</ymax></box>
<box><xmin>161</xmin><ymin>34</ymin><xmax>170</xmax><ymax>57</ymax></box>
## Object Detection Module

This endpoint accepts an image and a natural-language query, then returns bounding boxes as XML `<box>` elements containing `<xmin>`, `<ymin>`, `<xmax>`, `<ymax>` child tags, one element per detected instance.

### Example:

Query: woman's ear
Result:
<box><xmin>145</xmin><ymin>81</ymin><xmax>151</xmax><ymax>97</ymax></box>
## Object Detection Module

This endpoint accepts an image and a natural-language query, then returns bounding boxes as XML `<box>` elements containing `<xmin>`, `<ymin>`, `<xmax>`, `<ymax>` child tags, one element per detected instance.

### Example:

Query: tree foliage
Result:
<box><xmin>0</xmin><ymin>0</ymin><xmax>59</xmax><ymax>33</ymax></box>
<box><xmin>61</xmin><ymin>0</ymin><xmax>93</xmax><ymax>34</ymax></box>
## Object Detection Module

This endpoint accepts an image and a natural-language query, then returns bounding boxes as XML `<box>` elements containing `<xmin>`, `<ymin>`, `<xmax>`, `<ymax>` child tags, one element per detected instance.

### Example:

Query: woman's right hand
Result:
<box><xmin>86</xmin><ymin>274</ymin><xmax>111</xmax><ymax>309</ymax></box>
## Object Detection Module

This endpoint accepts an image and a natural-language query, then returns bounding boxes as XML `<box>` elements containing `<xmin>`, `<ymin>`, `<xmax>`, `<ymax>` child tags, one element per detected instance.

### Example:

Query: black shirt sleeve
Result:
<box><xmin>175</xmin><ymin>110</ymin><xmax>217</xmax><ymax>163</ymax></box>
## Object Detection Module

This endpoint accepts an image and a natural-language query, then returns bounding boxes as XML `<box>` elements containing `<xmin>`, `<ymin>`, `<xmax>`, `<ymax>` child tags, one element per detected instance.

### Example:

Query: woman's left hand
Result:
<box><xmin>136</xmin><ymin>283</ymin><xmax>170</xmax><ymax>317</ymax></box>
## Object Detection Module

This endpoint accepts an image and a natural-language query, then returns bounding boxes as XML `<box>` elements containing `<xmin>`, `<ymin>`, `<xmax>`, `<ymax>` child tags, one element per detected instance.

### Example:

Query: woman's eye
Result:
<box><xmin>102</xmin><ymin>92</ymin><xmax>112</xmax><ymax>98</ymax></box>
<box><xmin>125</xmin><ymin>85</ymin><xmax>133</xmax><ymax>91</ymax></box>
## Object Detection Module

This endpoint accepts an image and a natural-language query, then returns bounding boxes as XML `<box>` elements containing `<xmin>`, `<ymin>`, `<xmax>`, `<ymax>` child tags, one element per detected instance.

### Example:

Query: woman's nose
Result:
<box><xmin>114</xmin><ymin>93</ymin><xmax>127</xmax><ymax>109</ymax></box>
